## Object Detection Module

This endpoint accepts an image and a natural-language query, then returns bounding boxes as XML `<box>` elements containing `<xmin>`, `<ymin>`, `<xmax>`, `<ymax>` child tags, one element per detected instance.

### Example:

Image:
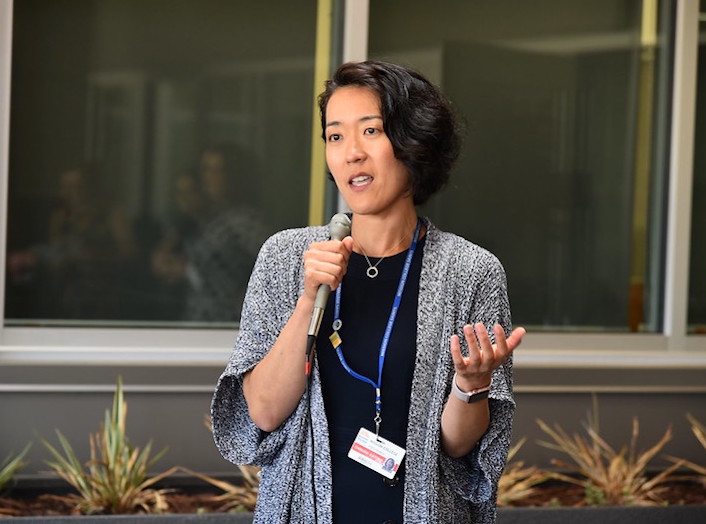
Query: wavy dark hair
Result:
<box><xmin>318</xmin><ymin>60</ymin><xmax>461</xmax><ymax>206</ymax></box>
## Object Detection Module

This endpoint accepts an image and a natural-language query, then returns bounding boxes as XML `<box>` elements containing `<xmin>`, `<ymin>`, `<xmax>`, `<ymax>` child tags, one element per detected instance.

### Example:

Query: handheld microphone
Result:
<box><xmin>307</xmin><ymin>213</ymin><xmax>352</xmax><ymax>338</ymax></box>
<box><xmin>305</xmin><ymin>213</ymin><xmax>351</xmax><ymax>374</ymax></box>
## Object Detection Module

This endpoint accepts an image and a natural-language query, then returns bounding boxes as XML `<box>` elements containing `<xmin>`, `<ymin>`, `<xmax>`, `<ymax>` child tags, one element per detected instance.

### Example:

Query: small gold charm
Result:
<box><xmin>329</xmin><ymin>331</ymin><xmax>342</xmax><ymax>349</ymax></box>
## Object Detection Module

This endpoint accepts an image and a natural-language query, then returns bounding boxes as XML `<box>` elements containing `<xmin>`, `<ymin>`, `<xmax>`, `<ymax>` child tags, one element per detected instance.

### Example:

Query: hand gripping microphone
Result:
<box><xmin>305</xmin><ymin>213</ymin><xmax>352</xmax><ymax>374</ymax></box>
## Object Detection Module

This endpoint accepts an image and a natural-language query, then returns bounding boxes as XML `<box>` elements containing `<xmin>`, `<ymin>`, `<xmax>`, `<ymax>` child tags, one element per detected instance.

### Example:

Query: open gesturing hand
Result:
<box><xmin>449</xmin><ymin>323</ymin><xmax>525</xmax><ymax>392</ymax></box>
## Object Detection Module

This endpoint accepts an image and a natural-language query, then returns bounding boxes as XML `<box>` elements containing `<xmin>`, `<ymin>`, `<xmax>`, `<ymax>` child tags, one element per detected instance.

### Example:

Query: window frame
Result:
<box><xmin>1</xmin><ymin>0</ymin><xmax>705</xmax><ymax>369</ymax></box>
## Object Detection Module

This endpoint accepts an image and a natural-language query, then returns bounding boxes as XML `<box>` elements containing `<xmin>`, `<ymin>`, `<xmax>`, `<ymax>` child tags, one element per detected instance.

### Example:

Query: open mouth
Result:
<box><xmin>350</xmin><ymin>175</ymin><xmax>373</xmax><ymax>187</ymax></box>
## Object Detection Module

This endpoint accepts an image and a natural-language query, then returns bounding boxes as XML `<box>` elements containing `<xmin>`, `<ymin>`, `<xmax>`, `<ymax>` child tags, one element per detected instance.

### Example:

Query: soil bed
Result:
<box><xmin>1</xmin><ymin>480</ymin><xmax>705</xmax><ymax>517</ymax></box>
<box><xmin>503</xmin><ymin>479</ymin><xmax>706</xmax><ymax>507</ymax></box>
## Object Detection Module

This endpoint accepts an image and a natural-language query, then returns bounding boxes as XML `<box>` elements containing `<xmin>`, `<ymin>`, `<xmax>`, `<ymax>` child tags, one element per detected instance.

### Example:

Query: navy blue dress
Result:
<box><xmin>317</xmin><ymin>236</ymin><xmax>425</xmax><ymax>523</ymax></box>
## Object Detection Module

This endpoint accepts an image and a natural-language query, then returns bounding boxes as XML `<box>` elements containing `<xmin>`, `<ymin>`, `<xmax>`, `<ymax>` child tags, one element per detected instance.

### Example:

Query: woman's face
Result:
<box><xmin>324</xmin><ymin>86</ymin><xmax>412</xmax><ymax>218</ymax></box>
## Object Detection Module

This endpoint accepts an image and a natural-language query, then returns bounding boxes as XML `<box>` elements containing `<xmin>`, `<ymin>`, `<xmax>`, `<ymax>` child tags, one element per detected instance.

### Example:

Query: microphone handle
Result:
<box><xmin>307</xmin><ymin>213</ymin><xmax>351</xmax><ymax>338</ymax></box>
<box><xmin>314</xmin><ymin>281</ymin><xmax>330</xmax><ymax>311</ymax></box>
<box><xmin>308</xmin><ymin>292</ymin><xmax>327</xmax><ymax>338</ymax></box>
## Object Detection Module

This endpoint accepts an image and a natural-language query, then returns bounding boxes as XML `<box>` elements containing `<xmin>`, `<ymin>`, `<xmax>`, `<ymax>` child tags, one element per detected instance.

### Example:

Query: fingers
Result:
<box><xmin>453</xmin><ymin>323</ymin><xmax>523</xmax><ymax>371</ymax></box>
<box><xmin>463</xmin><ymin>324</ymin><xmax>484</xmax><ymax>368</ymax></box>
<box><xmin>468</xmin><ymin>323</ymin><xmax>498</xmax><ymax>373</ymax></box>
<box><xmin>490</xmin><ymin>324</ymin><xmax>510</xmax><ymax>363</ymax></box>
<box><xmin>505</xmin><ymin>326</ymin><xmax>526</xmax><ymax>351</ymax></box>
<box><xmin>303</xmin><ymin>238</ymin><xmax>353</xmax><ymax>297</ymax></box>
<box><xmin>449</xmin><ymin>334</ymin><xmax>465</xmax><ymax>369</ymax></box>
<box><xmin>487</xmin><ymin>324</ymin><xmax>525</xmax><ymax>362</ymax></box>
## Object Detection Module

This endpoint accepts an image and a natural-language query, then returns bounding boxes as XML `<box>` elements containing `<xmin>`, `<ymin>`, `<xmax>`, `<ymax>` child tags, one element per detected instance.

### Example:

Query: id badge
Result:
<box><xmin>347</xmin><ymin>427</ymin><xmax>406</xmax><ymax>480</ymax></box>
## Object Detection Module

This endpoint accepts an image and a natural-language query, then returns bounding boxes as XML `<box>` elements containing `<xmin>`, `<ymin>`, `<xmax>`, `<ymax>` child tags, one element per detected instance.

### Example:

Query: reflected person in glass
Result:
<box><xmin>211</xmin><ymin>61</ymin><xmax>525</xmax><ymax>523</ymax></box>
<box><xmin>7</xmin><ymin>165</ymin><xmax>137</xmax><ymax>320</ymax></box>
<box><xmin>152</xmin><ymin>145</ymin><xmax>267</xmax><ymax>322</ymax></box>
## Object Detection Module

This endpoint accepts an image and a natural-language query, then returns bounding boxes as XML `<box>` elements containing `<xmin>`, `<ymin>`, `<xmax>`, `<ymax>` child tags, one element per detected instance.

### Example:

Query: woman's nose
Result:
<box><xmin>345</xmin><ymin>137</ymin><xmax>366</xmax><ymax>163</ymax></box>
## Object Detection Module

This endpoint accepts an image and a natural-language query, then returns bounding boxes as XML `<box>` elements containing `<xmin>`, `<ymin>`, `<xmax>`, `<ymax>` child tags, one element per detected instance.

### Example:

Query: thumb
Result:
<box><xmin>342</xmin><ymin>236</ymin><xmax>354</xmax><ymax>252</ymax></box>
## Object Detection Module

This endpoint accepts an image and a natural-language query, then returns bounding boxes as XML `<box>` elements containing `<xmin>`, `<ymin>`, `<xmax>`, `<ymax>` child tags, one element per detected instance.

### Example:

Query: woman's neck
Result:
<box><xmin>350</xmin><ymin>211</ymin><xmax>420</xmax><ymax>257</ymax></box>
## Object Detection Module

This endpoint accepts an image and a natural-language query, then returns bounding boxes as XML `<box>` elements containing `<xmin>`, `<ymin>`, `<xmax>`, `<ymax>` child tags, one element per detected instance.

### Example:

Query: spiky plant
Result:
<box><xmin>178</xmin><ymin>464</ymin><xmax>259</xmax><ymax>513</ymax></box>
<box><xmin>39</xmin><ymin>377</ymin><xmax>179</xmax><ymax>514</ymax></box>
<box><xmin>190</xmin><ymin>413</ymin><xmax>259</xmax><ymax>512</ymax></box>
<box><xmin>668</xmin><ymin>413</ymin><xmax>706</xmax><ymax>486</ymax></box>
<box><xmin>536</xmin><ymin>405</ymin><xmax>681</xmax><ymax>506</ymax></box>
<box><xmin>497</xmin><ymin>437</ymin><xmax>550</xmax><ymax>506</ymax></box>
<box><xmin>0</xmin><ymin>443</ymin><xmax>32</xmax><ymax>516</ymax></box>
<box><xmin>0</xmin><ymin>443</ymin><xmax>31</xmax><ymax>494</ymax></box>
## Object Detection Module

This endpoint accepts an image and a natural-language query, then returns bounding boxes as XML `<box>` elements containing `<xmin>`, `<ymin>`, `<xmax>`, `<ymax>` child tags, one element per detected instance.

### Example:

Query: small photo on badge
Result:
<box><xmin>382</xmin><ymin>457</ymin><xmax>395</xmax><ymax>473</ymax></box>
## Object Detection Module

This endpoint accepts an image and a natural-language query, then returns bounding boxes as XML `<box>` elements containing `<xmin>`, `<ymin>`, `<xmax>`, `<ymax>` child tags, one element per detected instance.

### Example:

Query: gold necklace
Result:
<box><xmin>356</xmin><ymin>230</ymin><xmax>411</xmax><ymax>279</ymax></box>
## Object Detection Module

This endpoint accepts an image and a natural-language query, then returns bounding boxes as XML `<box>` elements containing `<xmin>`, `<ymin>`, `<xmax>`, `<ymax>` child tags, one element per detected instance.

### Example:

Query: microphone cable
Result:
<box><xmin>304</xmin><ymin>337</ymin><xmax>319</xmax><ymax>523</ymax></box>
<box><xmin>302</xmin><ymin>213</ymin><xmax>350</xmax><ymax>522</ymax></box>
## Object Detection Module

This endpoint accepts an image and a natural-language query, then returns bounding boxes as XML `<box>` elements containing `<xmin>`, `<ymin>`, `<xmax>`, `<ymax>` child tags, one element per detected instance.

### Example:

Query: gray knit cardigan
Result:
<box><xmin>211</xmin><ymin>217</ymin><xmax>514</xmax><ymax>523</ymax></box>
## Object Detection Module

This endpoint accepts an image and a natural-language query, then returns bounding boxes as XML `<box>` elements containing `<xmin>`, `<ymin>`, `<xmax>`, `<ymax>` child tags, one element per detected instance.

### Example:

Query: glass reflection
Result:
<box><xmin>5</xmin><ymin>0</ymin><xmax>316</xmax><ymax>327</ymax></box>
<box><xmin>368</xmin><ymin>0</ymin><xmax>672</xmax><ymax>332</ymax></box>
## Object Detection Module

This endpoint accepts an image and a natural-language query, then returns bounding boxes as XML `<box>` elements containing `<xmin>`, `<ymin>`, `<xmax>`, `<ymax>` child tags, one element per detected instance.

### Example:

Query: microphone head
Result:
<box><xmin>329</xmin><ymin>213</ymin><xmax>352</xmax><ymax>241</ymax></box>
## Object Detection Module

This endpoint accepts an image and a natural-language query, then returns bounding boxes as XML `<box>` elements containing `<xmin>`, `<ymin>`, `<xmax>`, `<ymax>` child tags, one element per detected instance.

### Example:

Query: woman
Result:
<box><xmin>211</xmin><ymin>60</ymin><xmax>525</xmax><ymax>523</ymax></box>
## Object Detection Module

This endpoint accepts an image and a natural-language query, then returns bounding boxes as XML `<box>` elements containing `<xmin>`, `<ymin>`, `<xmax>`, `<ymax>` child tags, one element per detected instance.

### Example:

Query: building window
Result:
<box><xmin>4</xmin><ymin>0</ymin><xmax>317</xmax><ymax>327</ymax></box>
<box><xmin>2</xmin><ymin>0</ymin><xmax>703</xmax><ymax>362</ymax></box>
<box><xmin>368</xmin><ymin>0</ymin><xmax>674</xmax><ymax>333</ymax></box>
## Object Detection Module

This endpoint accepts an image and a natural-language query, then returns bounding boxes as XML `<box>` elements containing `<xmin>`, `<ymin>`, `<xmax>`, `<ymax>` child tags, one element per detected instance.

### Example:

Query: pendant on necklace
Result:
<box><xmin>366</xmin><ymin>266</ymin><xmax>379</xmax><ymax>279</ymax></box>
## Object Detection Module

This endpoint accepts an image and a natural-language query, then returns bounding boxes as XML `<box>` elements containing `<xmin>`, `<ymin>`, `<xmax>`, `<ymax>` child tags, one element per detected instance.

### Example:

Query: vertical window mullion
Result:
<box><xmin>664</xmin><ymin>0</ymin><xmax>699</xmax><ymax>349</ymax></box>
<box><xmin>337</xmin><ymin>0</ymin><xmax>370</xmax><ymax>212</ymax></box>
<box><xmin>308</xmin><ymin>0</ymin><xmax>334</xmax><ymax>226</ymax></box>
<box><xmin>342</xmin><ymin>0</ymin><xmax>369</xmax><ymax>63</ymax></box>
<box><xmin>336</xmin><ymin>0</ymin><xmax>369</xmax><ymax>213</ymax></box>
<box><xmin>0</xmin><ymin>0</ymin><xmax>14</xmax><ymax>333</ymax></box>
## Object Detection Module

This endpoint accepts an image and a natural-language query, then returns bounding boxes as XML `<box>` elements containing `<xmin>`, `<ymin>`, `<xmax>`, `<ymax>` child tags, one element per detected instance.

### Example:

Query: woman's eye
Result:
<box><xmin>327</xmin><ymin>133</ymin><xmax>341</xmax><ymax>142</ymax></box>
<box><xmin>364</xmin><ymin>127</ymin><xmax>378</xmax><ymax>135</ymax></box>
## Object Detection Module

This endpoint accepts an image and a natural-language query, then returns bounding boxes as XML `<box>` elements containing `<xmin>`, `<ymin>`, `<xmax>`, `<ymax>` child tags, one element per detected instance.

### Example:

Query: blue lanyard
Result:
<box><xmin>330</xmin><ymin>219</ymin><xmax>421</xmax><ymax>436</ymax></box>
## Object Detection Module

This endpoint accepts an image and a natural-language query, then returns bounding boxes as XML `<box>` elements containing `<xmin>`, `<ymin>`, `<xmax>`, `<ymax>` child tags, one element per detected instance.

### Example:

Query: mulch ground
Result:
<box><xmin>0</xmin><ymin>491</ymin><xmax>232</xmax><ymax>517</ymax></box>
<box><xmin>1</xmin><ymin>480</ymin><xmax>705</xmax><ymax>516</ymax></box>
<box><xmin>504</xmin><ymin>480</ymin><xmax>706</xmax><ymax>507</ymax></box>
